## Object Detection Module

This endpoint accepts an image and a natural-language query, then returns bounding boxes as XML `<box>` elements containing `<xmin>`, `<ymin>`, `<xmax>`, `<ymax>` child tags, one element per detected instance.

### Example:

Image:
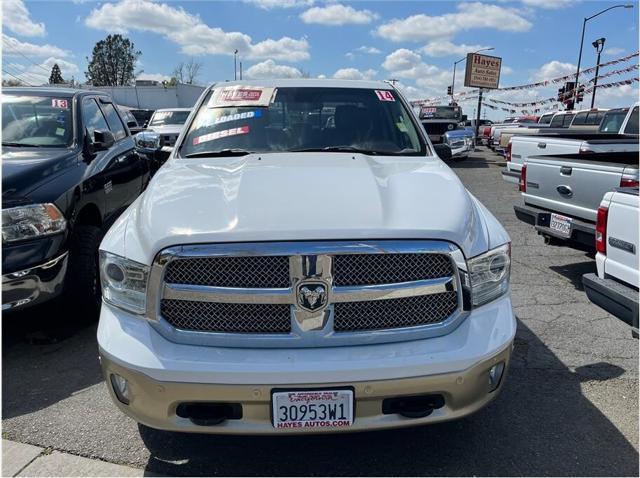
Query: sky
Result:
<box><xmin>2</xmin><ymin>0</ymin><xmax>639</xmax><ymax>120</ymax></box>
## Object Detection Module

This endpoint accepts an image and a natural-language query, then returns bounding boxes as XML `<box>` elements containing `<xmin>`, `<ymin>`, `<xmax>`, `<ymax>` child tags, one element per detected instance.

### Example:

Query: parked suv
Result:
<box><xmin>2</xmin><ymin>88</ymin><xmax>150</xmax><ymax>316</ymax></box>
<box><xmin>98</xmin><ymin>79</ymin><xmax>516</xmax><ymax>434</ymax></box>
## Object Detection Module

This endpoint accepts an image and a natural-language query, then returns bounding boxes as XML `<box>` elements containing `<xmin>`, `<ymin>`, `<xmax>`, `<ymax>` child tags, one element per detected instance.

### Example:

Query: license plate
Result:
<box><xmin>272</xmin><ymin>389</ymin><xmax>354</xmax><ymax>430</ymax></box>
<box><xmin>429</xmin><ymin>134</ymin><xmax>441</xmax><ymax>142</ymax></box>
<box><xmin>550</xmin><ymin>213</ymin><xmax>572</xmax><ymax>237</ymax></box>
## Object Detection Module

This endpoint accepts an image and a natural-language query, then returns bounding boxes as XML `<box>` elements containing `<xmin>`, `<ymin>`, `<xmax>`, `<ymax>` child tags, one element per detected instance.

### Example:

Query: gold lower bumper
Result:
<box><xmin>100</xmin><ymin>344</ymin><xmax>512</xmax><ymax>435</ymax></box>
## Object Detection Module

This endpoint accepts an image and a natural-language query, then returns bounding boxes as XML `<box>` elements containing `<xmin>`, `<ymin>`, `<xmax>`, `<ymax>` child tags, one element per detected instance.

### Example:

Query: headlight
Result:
<box><xmin>99</xmin><ymin>251</ymin><xmax>149</xmax><ymax>314</ymax></box>
<box><xmin>467</xmin><ymin>243</ymin><xmax>511</xmax><ymax>307</ymax></box>
<box><xmin>2</xmin><ymin>204</ymin><xmax>66</xmax><ymax>243</ymax></box>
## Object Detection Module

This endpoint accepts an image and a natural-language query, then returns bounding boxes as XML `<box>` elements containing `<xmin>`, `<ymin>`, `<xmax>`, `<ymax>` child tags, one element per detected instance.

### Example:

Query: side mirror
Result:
<box><xmin>433</xmin><ymin>143</ymin><xmax>452</xmax><ymax>161</ymax></box>
<box><xmin>92</xmin><ymin>129</ymin><xmax>115</xmax><ymax>151</ymax></box>
<box><xmin>134</xmin><ymin>131</ymin><xmax>161</xmax><ymax>153</ymax></box>
<box><xmin>127</xmin><ymin>120</ymin><xmax>137</xmax><ymax>129</ymax></box>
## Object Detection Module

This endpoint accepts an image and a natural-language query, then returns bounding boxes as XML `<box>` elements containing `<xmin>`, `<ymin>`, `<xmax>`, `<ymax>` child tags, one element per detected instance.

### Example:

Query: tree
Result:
<box><xmin>85</xmin><ymin>34</ymin><xmax>141</xmax><ymax>86</ymax></box>
<box><xmin>49</xmin><ymin>63</ymin><xmax>64</xmax><ymax>84</ymax></box>
<box><xmin>2</xmin><ymin>78</ymin><xmax>23</xmax><ymax>87</ymax></box>
<box><xmin>172</xmin><ymin>58</ymin><xmax>203</xmax><ymax>85</ymax></box>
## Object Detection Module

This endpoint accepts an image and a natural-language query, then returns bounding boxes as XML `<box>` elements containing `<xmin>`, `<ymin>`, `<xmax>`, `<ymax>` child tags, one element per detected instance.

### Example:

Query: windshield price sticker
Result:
<box><xmin>375</xmin><ymin>90</ymin><xmax>395</xmax><ymax>101</ymax></box>
<box><xmin>51</xmin><ymin>99</ymin><xmax>68</xmax><ymax>108</ymax></box>
<box><xmin>272</xmin><ymin>390</ymin><xmax>354</xmax><ymax>430</ymax></box>
<box><xmin>421</xmin><ymin>107</ymin><xmax>436</xmax><ymax>117</ymax></box>
<box><xmin>208</xmin><ymin>86</ymin><xmax>277</xmax><ymax>108</ymax></box>
<box><xmin>193</xmin><ymin>125</ymin><xmax>250</xmax><ymax>146</ymax></box>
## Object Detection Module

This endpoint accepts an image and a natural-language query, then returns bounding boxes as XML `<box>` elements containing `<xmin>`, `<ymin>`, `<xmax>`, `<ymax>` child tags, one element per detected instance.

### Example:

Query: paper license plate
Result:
<box><xmin>429</xmin><ymin>134</ymin><xmax>442</xmax><ymax>141</ymax></box>
<box><xmin>550</xmin><ymin>213</ymin><xmax>572</xmax><ymax>237</ymax></box>
<box><xmin>272</xmin><ymin>389</ymin><xmax>354</xmax><ymax>430</ymax></box>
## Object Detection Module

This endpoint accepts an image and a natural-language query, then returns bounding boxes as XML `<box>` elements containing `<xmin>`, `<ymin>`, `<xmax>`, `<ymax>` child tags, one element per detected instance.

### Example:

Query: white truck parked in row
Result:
<box><xmin>583</xmin><ymin>187</ymin><xmax>639</xmax><ymax>337</ymax></box>
<box><xmin>502</xmin><ymin>104</ymin><xmax>639</xmax><ymax>184</ymax></box>
<box><xmin>97</xmin><ymin>79</ymin><xmax>516</xmax><ymax>434</ymax></box>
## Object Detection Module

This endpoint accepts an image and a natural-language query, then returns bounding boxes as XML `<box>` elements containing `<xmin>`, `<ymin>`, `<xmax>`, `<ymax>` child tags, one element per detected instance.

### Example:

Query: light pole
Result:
<box><xmin>590</xmin><ymin>37</ymin><xmax>606</xmax><ymax>108</ymax></box>
<box><xmin>451</xmin><ymin>47</ymin><xmax>494</xmax><ymax>103</ymax></box>
<box><xmin>572</xmin><ymin>4</ymin><xmax>634</xmax><ymax>108</ymax></box>
<box><xmin>234</xmin><ymin>49</ymin><xmax>238</xmax><ymax>80</ymax></box>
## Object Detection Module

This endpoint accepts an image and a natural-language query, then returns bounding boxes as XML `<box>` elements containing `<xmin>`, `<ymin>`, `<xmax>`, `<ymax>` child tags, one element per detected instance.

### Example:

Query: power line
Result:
<box><xmin>3</xmin><ymin>63</ymin><xmax>45</xmax><ymax>85</ymax></box>
<box><xmin>2</xmin><ymin>69</ymin><xmax>33</xmax><ymax>86</ymax></box>
<box><xmin>2</xmin><ymin>41</ymin><xmax>53</xmax><ymax>75</ymax></box>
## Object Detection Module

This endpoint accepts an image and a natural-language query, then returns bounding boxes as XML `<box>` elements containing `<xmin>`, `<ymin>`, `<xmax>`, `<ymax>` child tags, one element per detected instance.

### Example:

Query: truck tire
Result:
<box><xmin>64</xmin><ymin>225</ymin><xmax>103</xmax><ymax>322</ymax></box>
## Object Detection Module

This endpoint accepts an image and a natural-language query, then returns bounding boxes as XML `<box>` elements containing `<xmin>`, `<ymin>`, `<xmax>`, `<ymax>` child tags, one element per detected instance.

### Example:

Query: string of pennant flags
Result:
<box><xmin>409</xmin><ymin>50</ymin><xmax>639</xmax><ymax>107</ymax></box>
<box><xmin>437</xmin><ymin>76</ymin><xmax>638</xmax><ymax>112</ymax></box>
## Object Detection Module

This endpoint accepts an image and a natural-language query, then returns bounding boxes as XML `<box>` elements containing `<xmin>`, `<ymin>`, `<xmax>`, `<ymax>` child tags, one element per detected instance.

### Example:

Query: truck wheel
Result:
<box><xmin>64</xmin><ymin>225</ymin><xmax>103</xmax><ymax>322</ymax></box>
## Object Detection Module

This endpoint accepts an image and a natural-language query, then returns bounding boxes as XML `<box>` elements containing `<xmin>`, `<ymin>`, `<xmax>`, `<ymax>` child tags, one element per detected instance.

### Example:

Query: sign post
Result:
<box><xmin>464</xmin><ymin>52</ymin><xmax>502</xmax><ymax>141</ymax></box>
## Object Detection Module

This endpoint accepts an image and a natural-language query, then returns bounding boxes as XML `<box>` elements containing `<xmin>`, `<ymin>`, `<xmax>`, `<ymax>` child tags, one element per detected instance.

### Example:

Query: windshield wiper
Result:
<box><xmin>288</xmin><ymin>146</ymin><xmax>380</xmax><ymax>155</ymax></box>
<box><xmin>184</xmin><ymin>148</ymin><xmax>254</xmax><ymax>158</ymax></box>
<box><xmin>1</xmin><ymin>142</ymin><xmax>49</xmax><ymax>148</ymax></box>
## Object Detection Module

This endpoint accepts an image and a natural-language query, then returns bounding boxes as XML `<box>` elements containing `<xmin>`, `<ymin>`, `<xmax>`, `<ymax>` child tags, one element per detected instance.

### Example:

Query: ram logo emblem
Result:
<box><xmin>296</xmin><ymin>283</ymin><xmax>328</xmax><ymax>312</ymax></box>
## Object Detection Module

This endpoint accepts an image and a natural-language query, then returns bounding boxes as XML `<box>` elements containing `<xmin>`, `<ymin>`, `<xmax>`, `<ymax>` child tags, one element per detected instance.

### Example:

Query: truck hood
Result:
<box><xmin>121</xmin><ymin>153</ymin><xmax>492</xmax><ymax>264</ymax></box>
<box><xmin>2</xmin><ymin>147</ymin><xmax>77</xmax><ymax>200</ymax></box>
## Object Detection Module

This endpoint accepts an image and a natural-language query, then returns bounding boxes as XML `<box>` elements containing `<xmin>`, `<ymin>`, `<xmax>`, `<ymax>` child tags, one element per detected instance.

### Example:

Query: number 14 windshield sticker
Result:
<box><xmin>375</xmin><ymin>90</ymin><xmax>395</xmax><ymax>101</ymax></box>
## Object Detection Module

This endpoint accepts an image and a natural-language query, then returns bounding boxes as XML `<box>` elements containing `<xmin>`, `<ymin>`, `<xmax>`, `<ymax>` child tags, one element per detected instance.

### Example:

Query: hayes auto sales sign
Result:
<box><xmin>464</xmin><ymin>53</ymin><xmax>502</xmax><ymax>89</ymax></box>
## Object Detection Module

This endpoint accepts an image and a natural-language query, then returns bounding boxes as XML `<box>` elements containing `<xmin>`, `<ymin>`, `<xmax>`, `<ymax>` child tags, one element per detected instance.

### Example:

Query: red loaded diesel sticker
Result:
<box><xmin>220</xmin><ymin>89</ymin><xmax>263</xmax><ymax>101</ymax></box>
<box><xmin>193</xmin><ymin>125</ymin><xmax>250</xmax><ymax>145</ymax></box>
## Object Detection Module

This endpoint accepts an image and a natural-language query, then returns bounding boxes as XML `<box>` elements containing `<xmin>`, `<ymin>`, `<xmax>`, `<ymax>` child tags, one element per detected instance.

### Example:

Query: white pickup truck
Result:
<box><xmin>502</xmin><ymin>104</ymin><xmax>639</xmax><ymax>184</ymax></box>
<box><xmin>97</xmin><ymin>79</ymin><xmax>516</xmax><ymax>434</ymax></box>
<box><xmin>583</xmin><ymin>187</ymin><xmax>639</xmax><ymax>337</ymax></box>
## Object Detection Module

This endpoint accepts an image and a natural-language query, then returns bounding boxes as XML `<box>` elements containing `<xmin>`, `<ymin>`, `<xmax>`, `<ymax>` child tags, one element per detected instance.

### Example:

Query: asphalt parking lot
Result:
<box><xmin>2</xmin><ymin>147</ymin><xmax>638</xmax><ymax>476</ymax></box>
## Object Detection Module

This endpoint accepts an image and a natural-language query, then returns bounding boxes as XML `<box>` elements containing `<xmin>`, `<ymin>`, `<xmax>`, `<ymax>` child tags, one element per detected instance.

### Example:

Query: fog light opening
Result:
<box><xmin>488</xmin><ymin>362</ymin><xmax>505</xmax><ymax>392</ymax></box>
<box><xmin>110</xmin><ymin>374</ymin><xmax>130</xmax><ymax>405</ymax></box>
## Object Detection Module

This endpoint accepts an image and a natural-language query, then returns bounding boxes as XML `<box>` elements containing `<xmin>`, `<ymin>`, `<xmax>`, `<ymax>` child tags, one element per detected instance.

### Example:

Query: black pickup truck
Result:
<box><xmin>2</xmin><ymin>87</ymin><xmax>150</xmax><ymax>318</ymax></box>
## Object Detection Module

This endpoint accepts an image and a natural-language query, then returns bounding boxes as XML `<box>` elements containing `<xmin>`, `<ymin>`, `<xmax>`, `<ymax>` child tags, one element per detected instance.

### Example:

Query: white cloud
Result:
<box><xmin>245</xmin><ymin>59</ymin><xmax>303</xmax><ymax>79</ymax></box>
<box><xmin>502</xmin><ymin>66</ymin><xmax>514</xmax><ymax>75</ymax></box>
<box><xmin>421</xmin><ymin>40</ymin><xmax>492</xmax><ymax>58</ymax></box>
<box><xmin>243</xmin><ymin>0</ymin><xmax>314</xmax><ymax>9</ymax></box>
<box><xmin>2</xmin><ymin>0</ymin><xmax>45</xmax><ymax>37</ymax></box>
<box><xmin>532</xmin><ymin>60</ymin><xmax>576</xmax><ymax>81</ymax></box>
<box><xmin>300</xmin><ymin>3</ymin><xmax>378</xmax><ymax>26</ymax></box>
<box><xmin>85</xmin><ymin>0</ymin><xmax>310</xmax><ymax>62</ymax></box>
<box><xmin>332</xmin><ymin>68</ymin><xmax>377</xmax><ymax>80</ymax></box>
<box><xmin>137</xmin><ymin>72</ymin><xmax>172</xmax><ymax>83</ymax></box>
<box><xmin>521</xmin><ymin>0</ymin><xmax>574</xmax><ymax>9</ymax></box>
<box><xmin>317</xmin><ymin>74</ymin><xmax>327</xmax><ymax>79</ymax></box>
<box><xmin>604</xmin><ymin>47</ymin><xmax>625</xmax><ymax>57</ymax></box>
<box><xmin>2</xmin><ymin>34</ymin><xmax>70</xmax><ymax>58</ymax></box>
<box><xmin>376</xmin><ymin>2</ymin><xmax>532</xmax><ymax>42</ymax></box>
<box><xmin>356</xmin><ymin>46</ymin><xmax>382</xmax><ymax>54</ymax></box>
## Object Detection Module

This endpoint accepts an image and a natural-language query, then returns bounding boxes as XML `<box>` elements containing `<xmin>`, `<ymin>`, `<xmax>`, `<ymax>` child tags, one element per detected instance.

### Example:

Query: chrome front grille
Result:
<box><xmin>165</xmin><ymin>256</ymin><xmax>290</xmax><ymax>288</ymax></box>
<box><xmin>149</xmin><ymin>241</ymin><xmax>467</xmax><ymax>348</ymax></box>
<box><xmin>332</xmin><ymin>253</ymin><xmax>453</xmax><ymax>286</ymax></box>
<box><xmin>334</xmin><ymin>292</ymin><xmax>458</xmax><ymax>332</ymax></box>
<box><xmin>160</xmin><ymin>299</ymin><xmax>291</xmax><ymax>334</ymax></box>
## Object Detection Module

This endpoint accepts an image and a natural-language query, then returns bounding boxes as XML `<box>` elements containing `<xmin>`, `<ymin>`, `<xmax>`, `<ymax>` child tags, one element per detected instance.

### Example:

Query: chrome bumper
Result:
<box><xmin>2</xmin><ymin>252</ymin><xmax>68</xmax><ymax>311</ymax></box>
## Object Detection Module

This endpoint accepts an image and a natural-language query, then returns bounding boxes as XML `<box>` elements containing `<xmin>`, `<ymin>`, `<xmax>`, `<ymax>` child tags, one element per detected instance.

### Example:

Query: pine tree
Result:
<box><xmin>49</xmin><ymin>63</ymin><xmax>64</xmax><ymax>84</ymax></box>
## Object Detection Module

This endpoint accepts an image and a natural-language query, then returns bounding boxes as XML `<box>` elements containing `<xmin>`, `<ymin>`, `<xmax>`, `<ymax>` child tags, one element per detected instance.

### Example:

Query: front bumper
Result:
<box><xmin>98</xmin><ymin>294</ymin><xmax>516</xmax><ymax>434</ymax></box>
<box><xmin>2</xmin><ymin>252</ymin><xmax>68</xmax><ymax>311</ymax></box>
<box><xmin>449</xmin><ymin>144</ymin><xmax>473</xmax><ymax>159</ymax></box>
<box><xmin>514</xmin><ymin>203</ymin><xmax>595</xmax><ymax>248</ymax></box>
<box><xmin>583</xmin><ymin>273</ymin><xmax>639</xmax><ymax>333</ymax></box>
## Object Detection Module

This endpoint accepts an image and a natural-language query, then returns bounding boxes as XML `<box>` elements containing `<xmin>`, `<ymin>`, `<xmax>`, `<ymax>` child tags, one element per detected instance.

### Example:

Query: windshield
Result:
<box><xmin>420</xmin><ymin>106</ymin><xmax>461</xmax><ymax>121</ymax></box>
<box><xmin>180</xmin><ymin>87</ymin><xmax>426</xmax><ymax>157</ymax></box>
<box><xmin>149</xmin><ymin>110</ymin><xmax>191</xmax><ymax>126</ymax></box>
<box><xmin>2</xmin><ymin>94</ymin><xmax>73</xmax><ymax>147</ymax></box>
